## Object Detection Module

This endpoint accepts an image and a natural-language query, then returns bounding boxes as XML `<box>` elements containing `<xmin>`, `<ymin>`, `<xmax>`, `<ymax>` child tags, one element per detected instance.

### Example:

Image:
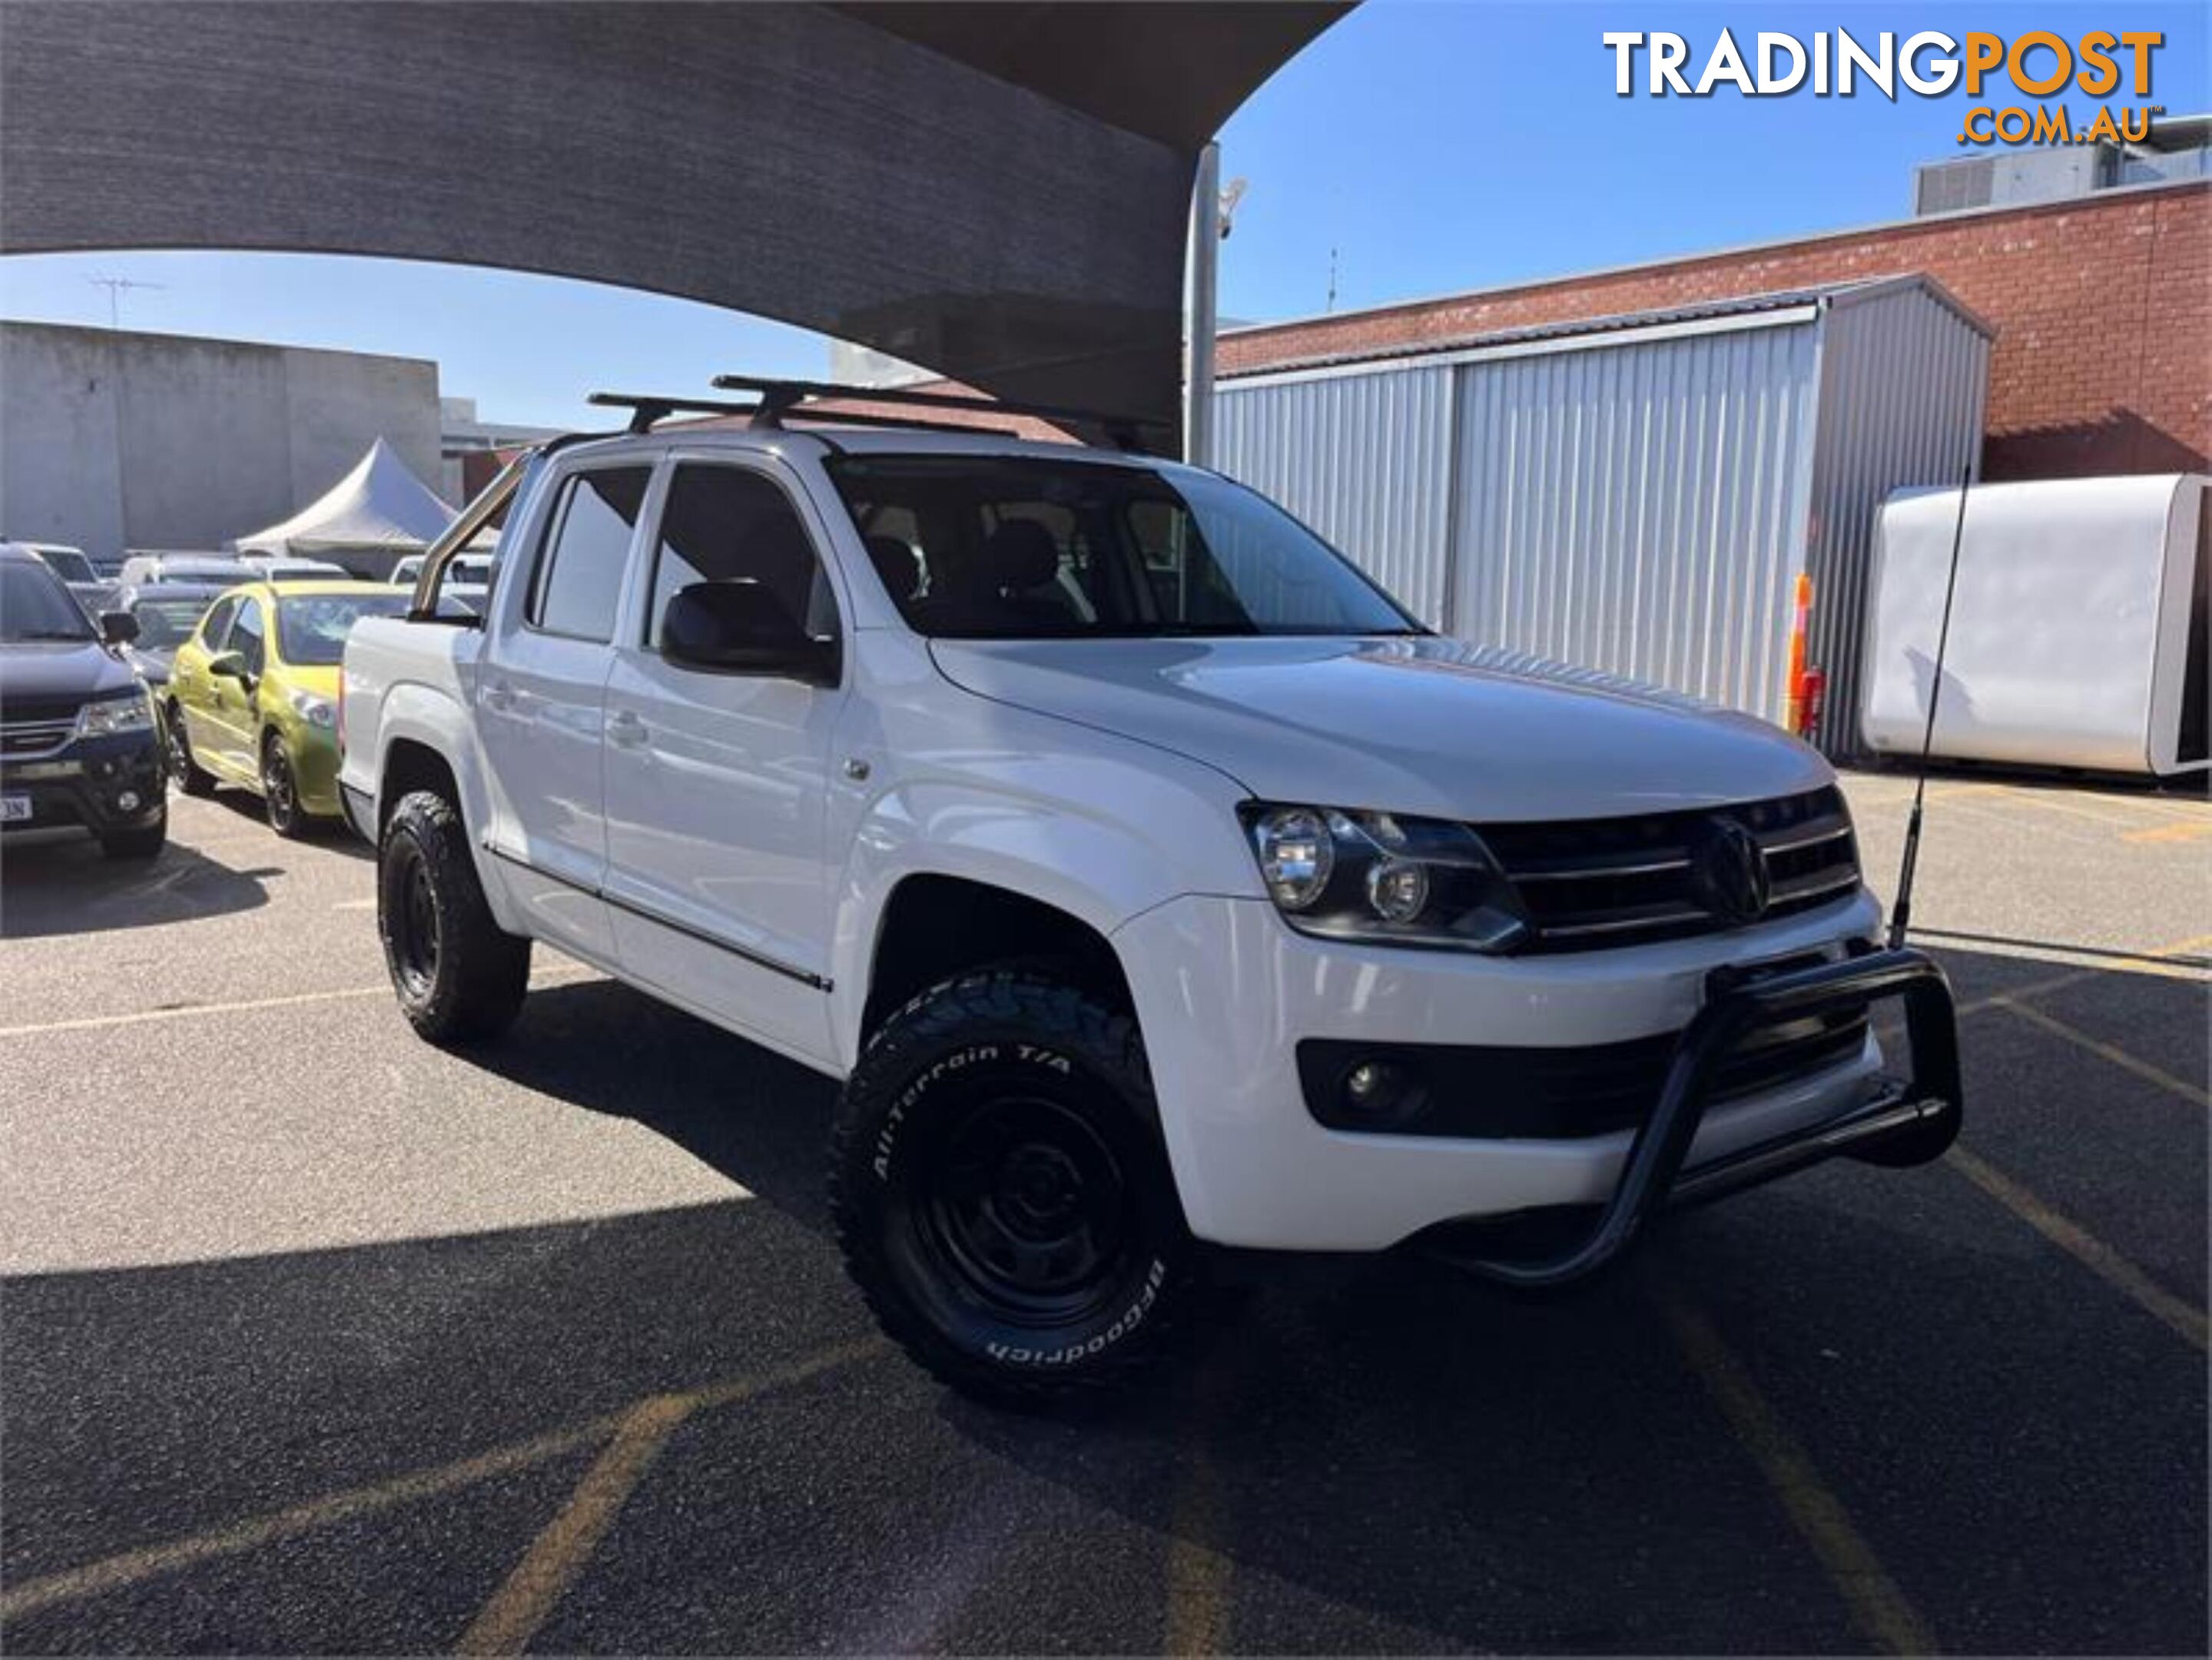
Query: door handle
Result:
<box><xmin>607</xmin><ymin>709</ymin><xmax>648</xmax><ymax>748</ymax></box>
<box><xmin>484</xmin><ymin>679</ymin><xmax>516</xmax><ymax>712</ymax></box>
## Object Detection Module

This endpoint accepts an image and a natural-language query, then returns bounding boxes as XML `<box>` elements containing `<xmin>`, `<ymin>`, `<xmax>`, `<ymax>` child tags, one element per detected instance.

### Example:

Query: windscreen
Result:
<box><xmin>824</xmin><ymin>455</ymin><xmax>1421</xmax><ymax>640</ymax></box>
<box><xmin>0</xmin><ymin>560</ymin><xmax>95</xmax><ymax>642</ymax></box>
<box><xmin>37</xmin><ymin>548</ymin><xmax>95</xmax><ymax>583</ymax></box>
<box><xmin>276</xmin><ymin>592</ymin><xmax>410</xmax><ymax>665</ymax></box>
<box><xmin>128</xmin><ymin>597</ymin><xmax>216</xmax><ymax>649</ymax></box>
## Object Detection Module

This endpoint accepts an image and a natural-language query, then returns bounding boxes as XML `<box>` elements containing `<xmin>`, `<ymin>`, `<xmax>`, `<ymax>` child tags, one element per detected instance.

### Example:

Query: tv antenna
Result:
<box><xmin>86</xmin><ymin>274</ymin><xmax>165</xmax><ymax>330</ymax></box>
<box><xmin>1326</xmin><ymin>246</ymin><xmax>1339</xmax><ymax>313</ymax></box>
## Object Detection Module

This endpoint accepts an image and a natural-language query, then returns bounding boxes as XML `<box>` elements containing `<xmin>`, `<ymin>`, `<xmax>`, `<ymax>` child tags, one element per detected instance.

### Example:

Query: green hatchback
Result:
<box><xmin>164</xmin><ymin>580</ymin><xmax>408</xmax><ymax>836</ymax></box>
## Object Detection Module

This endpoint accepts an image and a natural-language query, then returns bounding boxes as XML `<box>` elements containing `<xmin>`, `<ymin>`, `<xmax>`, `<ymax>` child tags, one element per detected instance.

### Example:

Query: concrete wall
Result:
<box><xmin>0</xmin><ymin>323</ymin><xmax>441</xmax><ymax>559</ymax></box>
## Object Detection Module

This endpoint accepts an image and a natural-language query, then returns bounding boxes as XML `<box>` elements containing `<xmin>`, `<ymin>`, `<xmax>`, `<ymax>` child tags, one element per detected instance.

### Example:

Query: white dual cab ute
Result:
<box><xmin>340</xmin><ymin>377</ymin><xmax>1962</xmax><ymax>1401</ymax></box>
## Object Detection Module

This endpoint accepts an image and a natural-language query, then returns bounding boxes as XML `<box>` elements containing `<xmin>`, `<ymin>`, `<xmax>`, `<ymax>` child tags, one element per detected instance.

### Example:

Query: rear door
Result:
<box><xmin>476</xmin><ymin>463</ymin><xmax>654</xmax><ymax>963</ymax></box>
<box><xmin>601</xmin><ymin>458</ymin><xmax>848</xmax><ymax>1062</ymax></box>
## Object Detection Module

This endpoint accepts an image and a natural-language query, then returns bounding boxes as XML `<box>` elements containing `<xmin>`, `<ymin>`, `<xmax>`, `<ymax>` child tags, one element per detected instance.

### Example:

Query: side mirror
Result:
<box><xmin>206</xmin><ymin>649</ymin><xmax>248</xmax><ymax>681</ymax></box>
<box><xmin>100</xmin><ymin>611</ymin><xmax>141</xmax><ymax>646</ymax></box>
<box><xmin>660</xmin><ymin>581</ymin><xmax>838</xmax><ymax>686</ymax></box>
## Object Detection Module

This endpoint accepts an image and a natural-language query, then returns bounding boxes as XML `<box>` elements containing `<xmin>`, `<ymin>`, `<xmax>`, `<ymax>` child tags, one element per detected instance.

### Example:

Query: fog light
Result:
<box><xmin>115</xmin><ymin>789</ymin><xmax>141</xmax><ymax>813</ymax></box>
<box><xmin>1339</xmin><ymin>1058</ymin><xmax>1427</xmax><ymax>1127</ymax></box>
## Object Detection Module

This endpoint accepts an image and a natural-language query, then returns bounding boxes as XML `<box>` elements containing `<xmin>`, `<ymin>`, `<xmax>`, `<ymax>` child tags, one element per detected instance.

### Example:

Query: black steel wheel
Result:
<box><xmin>261</xmin><ymin>735</ymin><xmax>306</xmax><ymax>838</ymax></box>
<box><xmin>831</xmin><ymin>969</ymin><xmax>1198</xmax><ymax>1402</ymax></box>
<box><xmin>376</xmin><ymin>789</ymin><xmax>531</xmax><ymax>1044</ymax></box>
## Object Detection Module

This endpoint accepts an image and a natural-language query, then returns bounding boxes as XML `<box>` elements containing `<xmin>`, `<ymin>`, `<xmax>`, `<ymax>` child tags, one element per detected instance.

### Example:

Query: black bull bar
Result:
<box><xmin>1437</xmin><ymin>947</ymin><xmax>1962</xmax><ymax>1290</ymax></box>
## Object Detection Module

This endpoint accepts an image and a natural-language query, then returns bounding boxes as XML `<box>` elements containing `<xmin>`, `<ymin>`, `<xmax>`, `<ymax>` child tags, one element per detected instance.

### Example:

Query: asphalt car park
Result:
<box><xmin>1</xmin><ymin>774</ymin><xmax>2205</xmax><ymax>1655</ymax></box>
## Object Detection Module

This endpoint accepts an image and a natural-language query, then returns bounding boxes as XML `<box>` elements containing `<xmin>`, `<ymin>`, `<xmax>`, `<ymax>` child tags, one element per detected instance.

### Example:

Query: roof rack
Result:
<box><xmin>710</xmin><ymin>373</ymin><xmax>1169</xmax><ymax>452</ymax></box>
<box><xmin>585</xmin><ymin>390</ymin><xmax>1022</xmax><ymax>440</ymax></box>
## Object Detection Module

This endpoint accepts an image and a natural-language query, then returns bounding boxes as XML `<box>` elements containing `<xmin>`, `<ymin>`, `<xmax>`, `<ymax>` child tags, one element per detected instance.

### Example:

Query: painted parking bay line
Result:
<box><xmin>0</xmin><ymin>965</ymin><xmax>599</xmax><ymax>1039</ymax></box>
<box><xmin>456</xmin><ymin>1340</ymin><xmax>888</xmax><ymax>1655</ymax></box>
<box><xmin>1948</xmin><ymin>1147</ymin><xmax>2208</xmax><ymax>1351</ymax></box>
<box><xmin>0</xmin><ymin>1340</ymin><xmax>886</xmax><ymax>1630</ymax></box>
<box><xmin>1657</xmin><ymin>1284</ymin><xmax>1935</xmax><ymax>1656</ymax></box>
<box><xmin>0</xmin><ymin>1418</ymin><xmax>615</xmax><ymax>1623</ymax></box>
<box><xmin>1991</xmin><ymin>997</ymin><xmax>2210</xmax><ymax>1108</ymax></box>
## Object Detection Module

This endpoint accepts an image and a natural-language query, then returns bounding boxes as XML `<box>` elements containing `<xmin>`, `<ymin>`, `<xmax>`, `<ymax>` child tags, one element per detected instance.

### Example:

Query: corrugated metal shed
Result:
<box><xmin>1212</xmin><ymin>274</ymin><xmax>1993</xmax><ymax>751</ymax></box>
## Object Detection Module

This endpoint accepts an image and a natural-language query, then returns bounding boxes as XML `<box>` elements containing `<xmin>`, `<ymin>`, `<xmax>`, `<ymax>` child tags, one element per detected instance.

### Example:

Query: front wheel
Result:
<box><xmin>831</xmin><ymin>971</ymin><xmax>1199</xmax><ymax>1403</ymax></box>
<box><xmin>377</xmin><ymin>790</ymin><xmax>531</xmax><ymax>1044</ymax></box>
<box><xmin>261</xmin><ymin>735</ymin><xmax>308</xmax><ymax>838</ymax></box>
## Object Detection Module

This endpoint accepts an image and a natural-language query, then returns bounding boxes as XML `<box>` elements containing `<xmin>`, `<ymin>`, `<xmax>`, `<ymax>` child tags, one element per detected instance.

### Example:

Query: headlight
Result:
<box><xmin>75</xmin><ymin>689</ymin><xmax>155</xmax><ymax>738</ymax></box>
<box><xmin>287</xmin><ymin>689</ymin><xmax>337</xmax><ymax>729</ymax></box>
<box><xmin>1242</xmin><ymin>802</ymin><xmax>1530</xmax><ymax>953</ymax></box>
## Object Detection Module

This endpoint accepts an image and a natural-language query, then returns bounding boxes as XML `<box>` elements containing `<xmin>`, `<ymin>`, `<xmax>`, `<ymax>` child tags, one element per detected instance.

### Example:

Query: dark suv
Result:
<box><xmin>1</xmin><ymin>546</ymin><xmax>167</xmax><ymax>858</ymax></box>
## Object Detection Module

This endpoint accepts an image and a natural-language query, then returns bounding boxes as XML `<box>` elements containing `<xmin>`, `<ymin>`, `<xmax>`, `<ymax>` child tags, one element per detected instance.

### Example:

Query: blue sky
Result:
<box><xmin>3</xmin><ymin>1</ymin><xmax>2204</xmax><ymax>429</ymax></box>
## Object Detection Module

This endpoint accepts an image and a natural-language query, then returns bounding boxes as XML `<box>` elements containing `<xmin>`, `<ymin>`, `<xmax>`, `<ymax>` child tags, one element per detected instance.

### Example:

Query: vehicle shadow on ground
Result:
<box><xmin>205</xmin><ymin>789</ymin><xmax>373</xmax><ymax>861</ymax></box>
<box><xmin>2</xmin><ymin>949</ymin><xmax>2201</xmax><ymax>1653</ymax></box>
<box><xmin>0</xmin><ymin>833</ymin><xmax>277</xmax><ymax>939</ymax></box>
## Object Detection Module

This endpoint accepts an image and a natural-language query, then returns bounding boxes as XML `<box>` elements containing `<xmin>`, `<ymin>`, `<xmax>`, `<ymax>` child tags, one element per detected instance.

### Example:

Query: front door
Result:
<box><xmin>476</xmin><ymin>463</ymin><xmax>653</xmax><ymax>963</ymax></box>
<box><xmin>170</xmin><ymin>594</ymin><xmax>241</xmax><ymax>777</ymax></box>
<box><xmin>602</xmin><ymin>459</ymin><xmax>847</xmax><ymax>1064</ymax></box>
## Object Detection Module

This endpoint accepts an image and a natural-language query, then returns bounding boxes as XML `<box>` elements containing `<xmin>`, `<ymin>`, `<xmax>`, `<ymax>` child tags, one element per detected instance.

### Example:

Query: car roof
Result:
<box><xmin>253</xmin><ymin>579</ymin><xmax>390</xmax><ymax>599</ymax></box>
<box><xmin>124</xmin><ymin>582</ymin><xmax>231</xmax><ymax>599</ymax></box>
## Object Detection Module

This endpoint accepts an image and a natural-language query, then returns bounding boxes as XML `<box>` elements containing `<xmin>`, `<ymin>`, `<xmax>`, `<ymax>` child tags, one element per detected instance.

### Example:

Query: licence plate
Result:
<box><xmin>0</xmin><ymin>795</ymin><xmax>31</xmax><ymax>823</ymax></box>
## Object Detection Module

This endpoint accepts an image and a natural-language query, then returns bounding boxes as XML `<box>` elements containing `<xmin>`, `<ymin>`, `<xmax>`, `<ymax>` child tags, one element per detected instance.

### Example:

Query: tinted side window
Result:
<box><xmin>199</xmin><ymin>596</ymin><xmax>240</xmax><ymax>650</ymax></box>
<box><xmin>230</xmin><ymin>599</ymin><xmax>267</xmax><ymax>676</ymax></box>
<box><xmin>647</xmin><ymin>466</ymin><xmax>838</xmax><ymax>648</ymax></box>
<box><xmin>529</xmin><ymin>468</ymin><xmax>652</xmax><ymax>641</ymax></box>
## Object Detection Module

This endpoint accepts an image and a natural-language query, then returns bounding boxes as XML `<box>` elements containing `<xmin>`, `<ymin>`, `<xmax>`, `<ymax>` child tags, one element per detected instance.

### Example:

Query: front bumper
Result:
<box><xmin>280</xmin><ymin>725</ymin><xmax>345</xmax><ymax>817</ymax></box>
<box><xmin>0</xmin><ymin>731</ymin><xmax>167</xmax><ymax>840</ymax></box>
<box><xmin>1115</xmin><ymin>890</ymin><xmax>1958</xmax><ymax>1256</ymax></box>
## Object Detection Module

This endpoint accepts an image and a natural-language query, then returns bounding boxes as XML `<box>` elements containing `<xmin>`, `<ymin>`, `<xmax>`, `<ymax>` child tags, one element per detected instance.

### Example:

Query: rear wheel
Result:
<box><xmin>165</xmin><ymin>704</ymin><xmax>215</xmax><ymax>796</ymax></box>
<box><xmin>261</xmin><ymin>734</ymin><xmax>307</xmax><ymax>838</ymax></box>
<box><xmin>377</xmin><ymin>789</ymin><xmax>530</xmax><ymax>1044</ymax></box>
<box><xmin>831</xmin><ymin>970</ymin><xmax>1199</xmax><ymax>1402</ymax></box>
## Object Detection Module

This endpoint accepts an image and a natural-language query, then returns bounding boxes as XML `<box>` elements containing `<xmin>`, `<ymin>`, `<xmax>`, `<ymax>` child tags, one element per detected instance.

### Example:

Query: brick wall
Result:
<box><xmin>1222</xmin><ymin>181</ymin><xmax>2210</xmax><ymax>481</ymax></box>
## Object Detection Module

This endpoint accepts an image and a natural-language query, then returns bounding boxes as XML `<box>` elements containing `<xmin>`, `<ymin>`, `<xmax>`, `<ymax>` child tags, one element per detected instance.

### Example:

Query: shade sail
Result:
<box><xmin>237</xmin><ymin>439</ymin><xmax>453</xmax><ymax>559</ymax></box>
<box><xmin>0</xmin><ymin>2</ymin><xmax>1350</xmax><ymax>453</ymax></box>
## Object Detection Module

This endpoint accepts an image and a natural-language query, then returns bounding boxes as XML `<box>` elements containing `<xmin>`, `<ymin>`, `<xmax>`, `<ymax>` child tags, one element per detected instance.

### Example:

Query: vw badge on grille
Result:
<box><xmin>1689</xmin><ymin>817</ymin><xmax>1770</xmax><ymax>925</ymax></box>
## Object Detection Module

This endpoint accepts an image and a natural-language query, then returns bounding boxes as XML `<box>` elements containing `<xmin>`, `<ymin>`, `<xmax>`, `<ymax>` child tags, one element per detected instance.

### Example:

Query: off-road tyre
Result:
<box><xmin>377</xmin><ymin>788</ymin><xmax>530</xmax><ymax>1044</ymax></box>
<box><xmin>99</xmin><ymin>810</ymin><xmax>167</xmax><ymax>860</ymax></box>
<box><xmin>831</xmin><ymin>970</ymin><xmax>1199</xmax><ymax>1404</ymax></box>
<box><xmin>261</xmin><ymin>733</ymin><xmax>308</xmax><ymax>839</ymax></box>
<box><xmin>165</xmin><ymin>704</ymin><xmax>216</xmax><ymax>796</ymax></box>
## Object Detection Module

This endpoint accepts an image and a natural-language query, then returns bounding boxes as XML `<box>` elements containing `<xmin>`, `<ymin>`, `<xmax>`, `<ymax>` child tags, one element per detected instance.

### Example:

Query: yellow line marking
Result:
<box><xmin>1657</xmin><ymin>1286</ymin><xmax>1934</xmax><ymax>1656</ymax></box>
<box><xmin>1924</xmin><ymin>934</ymin><xmax>2212</xmax><ymax>1018</ymax></box>
<box><xmin>1948</xmin><ymin>1147</ymin><xmax>2208</xmax><ymax>1352</ymax></box>
<box><xmin>0</xmin><ymin>966</ymin><xmax>599</xmax><ymax>1039</ymax></box>
<box><xmin>1162</xmin><ymin>1403</ymin><xmax>1233</xmax><ymax>1658</ymax></box>
<box><xmin>456</xmin><ymin>1395</ymin><xmax>696</xmax><ymax>1655</ymax></box>
<box><xmin>456</xmin><ymin>1340</ymin><xmax>886</xmax><ymax>1655</ymax></box>
<box><xmin>1955</xmin><ymin>785</ymin><xmax>2146</xmax><ymax>829</ymax></box>
<box><xmin>0</xmin><ymin>1340</ymin><xmax>884</xmax><ymax>1630</ymax></box>
<box><xmin>2124</xmin><ymin>819</ymin><xmax>2212</xmax><ymax>845</ymax></box>
<box><xmin>0</xmin><ymin>1419</ymin><xmax>613</xmax><ymax>1622</ymax></box>
<box><xmin>1991</xmin><ymin>998</ymin><xmax>2210</xmax><ymax>1107</ymax></box>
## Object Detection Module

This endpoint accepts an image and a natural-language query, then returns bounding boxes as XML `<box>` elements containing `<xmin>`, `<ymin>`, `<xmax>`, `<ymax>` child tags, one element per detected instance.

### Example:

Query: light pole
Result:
<box><xmin>1185</xmin><ymin>143</ymin><xmax>1221</xmax><ymax>468</ymax></box>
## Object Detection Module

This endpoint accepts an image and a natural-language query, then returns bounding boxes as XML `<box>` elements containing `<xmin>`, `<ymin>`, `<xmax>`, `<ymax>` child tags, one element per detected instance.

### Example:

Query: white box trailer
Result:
<box><xmin>1861</xmin><ymin>474</ymin><xmax>2209</xmax><ymax>778</ymax></box>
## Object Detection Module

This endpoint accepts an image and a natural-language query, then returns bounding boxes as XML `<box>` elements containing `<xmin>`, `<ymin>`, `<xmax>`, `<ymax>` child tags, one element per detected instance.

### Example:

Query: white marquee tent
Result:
<box><xmin>235</xmin><ymin>438</ymin><xmax>453</xmax><ymax>576</ymax></box>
